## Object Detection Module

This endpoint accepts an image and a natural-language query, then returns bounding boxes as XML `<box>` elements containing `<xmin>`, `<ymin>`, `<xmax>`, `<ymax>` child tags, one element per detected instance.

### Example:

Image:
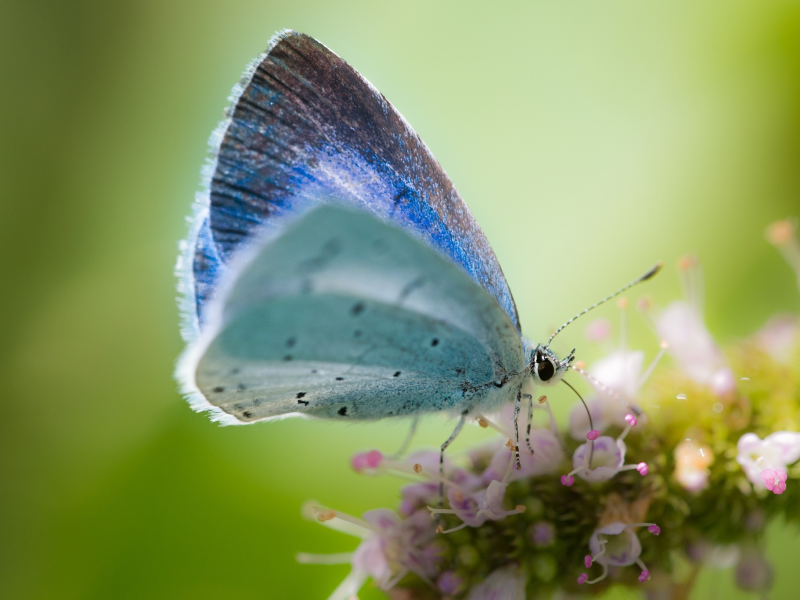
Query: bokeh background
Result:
<box><xmin>2</xmin><ymin>1</ymin><xmax>800</xmax><ymax>598</ymax></box>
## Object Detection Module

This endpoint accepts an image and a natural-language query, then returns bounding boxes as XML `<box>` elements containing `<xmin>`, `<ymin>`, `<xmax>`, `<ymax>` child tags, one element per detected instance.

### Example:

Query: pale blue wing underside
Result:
<box><xmin>178</xmin><ymin>205</ymin><xmax>524</xmax><ymax>424</ymax></box>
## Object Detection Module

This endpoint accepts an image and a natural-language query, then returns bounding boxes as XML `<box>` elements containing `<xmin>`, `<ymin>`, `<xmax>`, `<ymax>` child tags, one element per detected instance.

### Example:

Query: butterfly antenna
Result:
<box><xmin>548</xmin><ymin>262</ymin><xmax>662</xmax><ymax>345</ymax></box>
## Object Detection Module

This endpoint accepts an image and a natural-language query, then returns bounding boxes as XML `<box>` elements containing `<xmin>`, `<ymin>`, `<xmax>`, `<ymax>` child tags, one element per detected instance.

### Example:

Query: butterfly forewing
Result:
<box><xmin>189</xmin><ymin>30</ymin><xmax>519</xmax><ymax>333</ymax></box>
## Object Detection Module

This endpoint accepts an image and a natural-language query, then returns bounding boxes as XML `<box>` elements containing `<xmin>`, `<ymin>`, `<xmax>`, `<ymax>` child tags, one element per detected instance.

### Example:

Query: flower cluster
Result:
<box><xmin>299</xmin><ymin>219</ymin><xmax>800</xmax><ymax>599</ymax></box>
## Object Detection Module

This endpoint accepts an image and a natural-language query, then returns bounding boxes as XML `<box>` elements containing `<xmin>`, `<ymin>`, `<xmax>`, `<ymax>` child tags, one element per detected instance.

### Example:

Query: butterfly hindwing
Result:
<box><xmin>182</xmin><ymin>205</ymin><xmax>524</xmax><ymax>424</ymax></box>
<box><xmin>192</xmin><ymin>30</ymin><xmax>519</xmax><ymax>333</ymax></box>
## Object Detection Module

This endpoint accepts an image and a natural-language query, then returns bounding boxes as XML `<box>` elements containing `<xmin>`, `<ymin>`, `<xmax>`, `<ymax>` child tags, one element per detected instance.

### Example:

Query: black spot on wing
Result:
<box><xmin>431</xmin><ymin>338</ymin><xmax>439</xmax><ymax>347</ymax></box>
<box><xmin>338</xmin><ymin>406</ymin><xmax>347</xmax><ymax>416</ymax></box>
<box><xmin>296</xmin><ymin>392</ymin><xmax>306</xmax><ymax>398</ymax></box>
<box><xmin>213</xmin><ymin>386</ymin><xmax>224</xmax><ymax>393</ymax></box>
<box><xmin>393</xmin><ymin>371</ymin><xmax>401</xmax><ymax>377</ymax></box>
<box><xmin>351</xmin><ymin>302</ymin><xmax>365</xmax><ymax>316</ymax></box>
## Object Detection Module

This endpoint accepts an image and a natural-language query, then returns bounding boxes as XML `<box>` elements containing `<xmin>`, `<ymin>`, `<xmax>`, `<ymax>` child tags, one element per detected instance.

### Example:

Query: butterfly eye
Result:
<box><xmin>537</xmin><ymin>357</ymin><xmax>556</xmax><ymax>382</ymax></box>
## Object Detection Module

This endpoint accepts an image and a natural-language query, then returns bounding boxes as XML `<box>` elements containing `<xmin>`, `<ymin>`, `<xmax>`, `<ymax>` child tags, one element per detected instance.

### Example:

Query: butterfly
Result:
<box><xmin>176</xmin><ymin>30</ymin><xmax>659</xmax><ymax>473</ymax></box>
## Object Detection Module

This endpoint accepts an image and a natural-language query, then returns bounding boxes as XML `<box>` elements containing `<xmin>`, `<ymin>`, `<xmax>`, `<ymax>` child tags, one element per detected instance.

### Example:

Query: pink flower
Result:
<box><xmin>674</xmin><ymin>439</ymin><xmax>714</xmax><ymax>493</ymax></box>
<box><xmin>300</xmin><ymin>505</ymin><xmax>439</xmax><ymax>599</ymax></box>
<box><xmin>530</xmin><ymin>521</ymin><xmax>556</xmax><ymax>548</ymax></box>
<box><xmin>432</xmin><ymin>480</ymin><xmax>524</xmax><ymax>533</ymax></box>
<box><xmin>351</xmin><ymin>449</ymin><xmax>384</xmax><ymax>472</ymax></box>
<box><xmin>735</xmin><ymin>547</ymin><xmax>774</xmax><ymax>592</ymax></box>
<box><xmin>398</xmin><ymin>451</ymin><xmax>482</xmax><ymax>516</ymax></box>
<box><xmin>760</xmin><ymin>469</ymin><xmax>787</xmax><ymax>494</ymax></box>
<box><xmin>437</xmin><ymin>571</ymin><xmax>465</xmax><ymax>595</ymax></box>
<box><xmin>736</xmin><ymin>431</ymin><xmax>800</xmax><ymax>488</ymax></box>
<box><xmin>484</xmin><ymin>428</ymin><xmax>564</xmax><ymax>483</ymax></box>
<box><xmin>756</xmin><ymin>314</ymin><xmax>799</xmax><ymax>364</ymax></box>
<box><xmin>656</xmin><ymin>301</ymin><xmax>734</xmax><ymax>396</ymax></box>
<box><xmin>579</xmin><ymin>521</ymin><xmax>660</xmax><ymax>585</ymax></box>
<box><xmin>569</xmin><ymin>341</ymin><xmax>664</xmax><ymax>439</ymax></box>
<box><xmin>561</xmin><ymin>431</ymin><xmax>648</xmax><ymax>484</ymax></box>
<box><xmin>585</xmin><ymin>317</ymin><xmax>612</xmax><ymax>342</ymax></box>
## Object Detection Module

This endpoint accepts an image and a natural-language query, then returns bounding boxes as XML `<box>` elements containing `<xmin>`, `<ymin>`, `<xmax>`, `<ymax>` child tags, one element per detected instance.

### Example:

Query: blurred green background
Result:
<box><xmin>2</xmin><ymin>1</ymin><xmax>800</xmax><ymax>598</ymax></box>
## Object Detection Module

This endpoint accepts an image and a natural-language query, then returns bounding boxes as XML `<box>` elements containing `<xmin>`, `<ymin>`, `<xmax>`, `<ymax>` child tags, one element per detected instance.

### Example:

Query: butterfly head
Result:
<box><xmin>530</xmin><ymin>344</ymin><xmax>575</xmax><ymax>387</ymax></box>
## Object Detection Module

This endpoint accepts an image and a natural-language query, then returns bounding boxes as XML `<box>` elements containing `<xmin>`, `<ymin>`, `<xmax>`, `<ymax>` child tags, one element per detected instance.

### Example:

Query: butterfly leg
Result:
<box><xmin>439</xmin><ymin>411</ymin><xmax>468</xmax><ymax>508</ymax></box>
<box><xmin>512</xmin><ymin>389</ymin><xmax>522</xmax><ymax>470</ymax></box>
<box><xmin>389</xmin><ymin>415</ymin><xmax>420</xmax><ymax>459</ymax></box>
<box><xmin>524</xmin><ymin>393</ymin><xmax>535</xmax><ymax>455</ymax></box>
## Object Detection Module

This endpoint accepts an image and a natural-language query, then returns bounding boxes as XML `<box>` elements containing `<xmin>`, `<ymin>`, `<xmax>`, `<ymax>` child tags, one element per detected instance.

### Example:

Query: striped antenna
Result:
<box><xmin>548</xmin><ymin>262</ymin><xmax>662</xmax><ymax>345</ymax></box>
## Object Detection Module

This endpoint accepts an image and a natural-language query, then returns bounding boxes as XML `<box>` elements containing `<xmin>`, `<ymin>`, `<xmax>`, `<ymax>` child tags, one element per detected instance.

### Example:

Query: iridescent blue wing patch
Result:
<box><xmin>185</xmin><ymin>30</ymin><xmax>519</xmax><ymax>337</ymax></box>
<box><xmin>178</xmin><ymin>205</ymin><xmax>524</xmax><ymax>424</ymax></box>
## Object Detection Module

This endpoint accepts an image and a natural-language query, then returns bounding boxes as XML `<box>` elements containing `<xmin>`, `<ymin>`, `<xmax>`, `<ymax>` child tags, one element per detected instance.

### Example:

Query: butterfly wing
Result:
<box><xmin>183</xmin><ymin>30</ymin><xmax>519</xmax><ymax>337</ymax></box>
<box><xmin>178</xmin><ymin>205</ymin><xmax>524</xmax><ymax>424</ymax></box>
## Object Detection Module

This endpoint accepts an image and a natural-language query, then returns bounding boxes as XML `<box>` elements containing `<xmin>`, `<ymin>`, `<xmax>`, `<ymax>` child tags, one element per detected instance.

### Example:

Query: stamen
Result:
<box><xmin>637</xmin><ymin>340</ymin><xmax>669</xmax><ymax>388</ymax></box>
<box><xmin>383</xmin><ymin>569</ymin><xmax>410</xmax><ymax>590</ymax></box>
<box><xmin>562</xmin><ymin>465</ymin><xmax>586</xmax><ymax>485</ymax></box>
<box><xmin>577</xmin><ymin>573</ymin><xmax>589</xmax><ymax>585</ymax></box>
<box><xmin>440</xmin><ymin>522</ymin><xmax>469</xmax><ymax>534</ymax></box>
<box><xmin>586</xmin><ymin>430</ymin><xmax>600</xmax><ymax>441</ymax></box>
<box><xmin>296</xmin><ymin>552</ymin><xmax>354</xmax><ymax>565</ymax></box>
<box><xmin>766</xmin><ymin>219</ymin><xmax>800</xmax><ymax>289</ymax></box>
<box><xmin>618</xmin><ymin>297</ymin><xmax>629</xmax><ymax>354</ymax></box>
<box><xmin>678</xmin><ymin>254</ymin><xmax>704</xmax><ymax>315</ymax></box>
<box><xmin>305</xmin><ymin>504</ymin><xmax>375</xmax><ymax>539</ymax></box>
<box><xmin>502</xmin><ymin>449</ymin><xmax>515</xmax><ymax>483</ymax></box>
<box><xmin>587</xmin><ymin>562</ymin><xmax>609</xmax><ymax>584</ymax></box>
<box><xmin>627</xmin><ymin>522</ymin><xmax>661</xmax><ymax>534</ymax></box>
<box><xmin>474</xmin><ymin>414</ymin><xmax>508</xmax><ymax>437</ymax></box>
<box><xmin>636</xmin><ymin>558</ymin><xmax>651</xmax><ymax>582</ymax></box>
<box><xmin>637</xmin><ymin>462</ymin><xmax>649</xmax><ymax>476</ymax></box>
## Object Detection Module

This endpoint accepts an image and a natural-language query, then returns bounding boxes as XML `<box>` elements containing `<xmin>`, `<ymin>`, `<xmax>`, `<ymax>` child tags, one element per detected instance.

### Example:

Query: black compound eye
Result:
<box><xmin>538</xmin><ymin>358</ymin><xmax>556</xmax><ymax>381</ymax></box>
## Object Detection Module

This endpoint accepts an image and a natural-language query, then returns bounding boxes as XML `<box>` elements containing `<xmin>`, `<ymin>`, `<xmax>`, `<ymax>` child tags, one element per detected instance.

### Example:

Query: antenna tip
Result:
<box><xmin>642</xmin><ymin>262</ymin><xmax>663</xmax><ymax>281</ymax></box>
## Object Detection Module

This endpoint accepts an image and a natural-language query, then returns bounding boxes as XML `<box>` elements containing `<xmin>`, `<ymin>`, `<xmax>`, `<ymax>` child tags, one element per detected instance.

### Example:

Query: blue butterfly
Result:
<box><xmin>176</xmin><ymin>30</ymin><xmax>659</xmax><ymax>472</ymax></box>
